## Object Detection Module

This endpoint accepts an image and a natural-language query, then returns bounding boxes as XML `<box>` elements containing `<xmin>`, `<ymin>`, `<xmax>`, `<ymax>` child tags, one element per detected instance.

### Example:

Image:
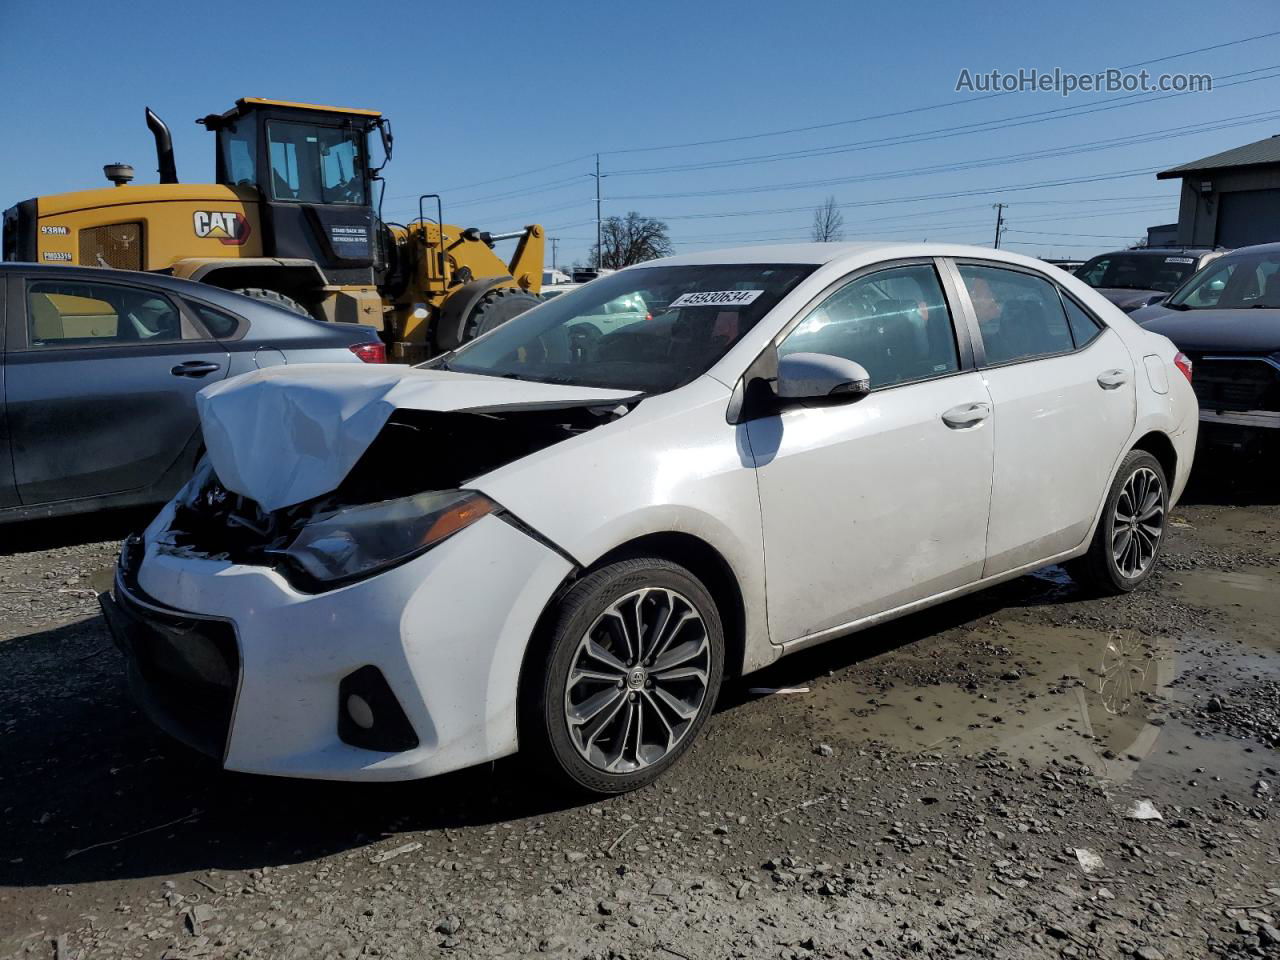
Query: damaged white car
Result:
<box><xmin>100</xmin><ymin>244</ymin><xmax>1199</xmax><ymax>794</ymax></box>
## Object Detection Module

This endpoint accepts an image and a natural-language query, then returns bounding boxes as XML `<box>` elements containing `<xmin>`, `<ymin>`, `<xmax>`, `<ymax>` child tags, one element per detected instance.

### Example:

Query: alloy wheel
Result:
<box><xmin>563</xmin><ymin>587</ymin><xmax>711</xmax><ymax>773</ymax></box>
<box><xmin>1112</xmin><ymin>467</ymin><xmax>1165</xmax><ymax>578</ymax></box>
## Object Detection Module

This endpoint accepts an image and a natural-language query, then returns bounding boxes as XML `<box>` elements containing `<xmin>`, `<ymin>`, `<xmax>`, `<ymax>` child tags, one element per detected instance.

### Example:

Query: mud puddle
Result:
<box><xmin>810</xmin><ymin>567</ymin><xmax>1278</xmax><ymax>791</ymax></box>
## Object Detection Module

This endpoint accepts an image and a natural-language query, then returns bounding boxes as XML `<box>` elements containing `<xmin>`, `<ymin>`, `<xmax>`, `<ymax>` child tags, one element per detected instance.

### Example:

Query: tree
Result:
<box><xmin>810</xmin><ymin>195</ymin><xmax>844</xmax><ymax>242</ymax></box>
<box><xmin>591</xmin><ymin>212</ymin><xmax>673</xmax><ymax>269</ymax></box>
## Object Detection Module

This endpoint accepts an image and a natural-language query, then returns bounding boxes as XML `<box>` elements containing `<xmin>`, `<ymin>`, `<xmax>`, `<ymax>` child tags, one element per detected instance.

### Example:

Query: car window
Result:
<box><xmin>958</xmin><ymin>264</ymin><xmax>1074</xmax><ymax>365</ymax></box>
<box><xmin>26</xmin><ymin>280</ymin><xmax>185</xmax><ymax>347</ymax></box>
<box><xmin>1062</xmin><ymin>294</ymin><xmax>1103</xmax><ymax>348</ymax></box>
<box><xmin>1167</xmin><ymin>249</ymin><xmax>1280</xmax><ymax>310</ymax></box>
<box><xmin>778</xmin><ymin>264</ymin><xmax>960</xmax><ymax>389</ymax></box>
<box><xmin>188</xmin><ymin>301</ymin><xmax>242</xmax><ymax>338</ymax></box>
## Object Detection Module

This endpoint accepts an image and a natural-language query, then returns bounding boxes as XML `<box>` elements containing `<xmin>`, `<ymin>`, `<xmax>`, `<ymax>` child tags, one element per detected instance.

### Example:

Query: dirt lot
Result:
<box><xmin>1</xmin><ymin>464</ymin><xmax>1277</xmax><ymax>960</ymax></box>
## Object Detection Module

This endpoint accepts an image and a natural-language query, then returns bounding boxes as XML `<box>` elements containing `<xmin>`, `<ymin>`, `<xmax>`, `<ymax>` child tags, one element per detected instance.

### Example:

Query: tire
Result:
<box><xmin>521</xmin><ymin>558</ymin><xmax>725</xmax><ymax>795</ymax></box>
<box><xmin>1070</xmin><ymin>450</ymin><xmax>1169</xmax><ymax>595</ymax></box>
<box><xmin>463</xmin><ymin>287</ymin><xmax>541</xmax><ymax>342</ymax></box>
<box><xmin>232</xmin><ymin>287</ymin><xmax>312</xmax><ymax>318</ymax></box>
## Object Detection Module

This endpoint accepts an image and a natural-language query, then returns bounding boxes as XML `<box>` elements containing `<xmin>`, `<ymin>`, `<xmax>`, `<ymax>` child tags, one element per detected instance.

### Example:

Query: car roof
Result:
<box><xmin>1083</xmin><ymin>247</ymin><xmax>1219</xmax><ymax>258</ymax></box>
<box><xmin>1215</xmin><ymin>241</ymin><xmax>1280</xmax><ymax>257</ymax></box>
<box><xmin>631</xmin><ymin>241</ymin><xmax>1063</xmax><ymax>272</ymax></box>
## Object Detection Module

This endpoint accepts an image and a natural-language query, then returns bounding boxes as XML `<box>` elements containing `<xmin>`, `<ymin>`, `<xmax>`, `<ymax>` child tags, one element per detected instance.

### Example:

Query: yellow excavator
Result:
<box><xmin>2</xmin><ymin>98</ymin><xmax>544</xmax><ymax>361</ymax></box>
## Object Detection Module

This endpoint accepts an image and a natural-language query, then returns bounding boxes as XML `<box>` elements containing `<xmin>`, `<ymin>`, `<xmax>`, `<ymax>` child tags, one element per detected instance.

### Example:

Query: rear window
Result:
<box><xmin>1077</xmin><ymin>253</ymin><xmax>1199</xmax><ymax>293</ymax></box>
<box><xmin>187</xmin><ymin>301</ymin><xmax>242</xmax><ymax>338</ymax></box>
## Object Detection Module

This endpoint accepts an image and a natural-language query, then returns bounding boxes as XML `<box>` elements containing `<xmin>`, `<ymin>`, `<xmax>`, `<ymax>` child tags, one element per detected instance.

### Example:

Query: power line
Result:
<box><xmin>608</xmin><ymin>66</ymin><xmax>1280</xmax><ymax>178</ymax></box>
<box><xmin>380</xmin><ymin>29</ymin><xmax>1280</xmax><ymax>205</ymax></box>
<box><xmin>600</xmin><ymin>30</ymin><xmax>1280</xmax><ymax>157</ymax></box>
<box><xmin>608</xmin><ymin>105</ymin><xmax>1280</xmax><ymax>202</ymax></box>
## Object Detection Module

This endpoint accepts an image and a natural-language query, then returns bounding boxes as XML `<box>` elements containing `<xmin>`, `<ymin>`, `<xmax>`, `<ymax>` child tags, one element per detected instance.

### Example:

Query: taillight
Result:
<box><xmin>349</xmin><ymin>341</ymin><xmax>386</xmax><ymax>364</ymax></box>
<box><xmin>1173</xmin><ymin>351</ymin><xmax>1192</xmax><ymax>383</ymax></box>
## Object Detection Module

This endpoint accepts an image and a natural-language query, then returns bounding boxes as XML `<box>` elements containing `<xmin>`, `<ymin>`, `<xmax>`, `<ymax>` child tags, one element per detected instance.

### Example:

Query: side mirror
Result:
<box><xmin>1145</xmin><ymin>293</ymin><xmax>1167</xmax><ymax>307</ymax></box>
<box><xmin>776</xmin><ymin>352</ymin><xmax>871</xmax><ymax>402</ymax></box>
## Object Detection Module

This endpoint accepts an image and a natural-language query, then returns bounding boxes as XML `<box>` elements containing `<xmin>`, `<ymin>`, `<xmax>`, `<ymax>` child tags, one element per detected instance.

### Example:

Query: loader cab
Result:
<box><xmin>201</xmin><ymin>98</ymin><xmax>390</xmax><ymax>284</ymax></box>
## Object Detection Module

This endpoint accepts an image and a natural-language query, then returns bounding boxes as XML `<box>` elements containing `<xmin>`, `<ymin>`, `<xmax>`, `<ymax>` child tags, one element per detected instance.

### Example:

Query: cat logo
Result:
<box><xmin>193</xmin><ymin>210</ymin><xmax>251</xmax><ymax>246</ymax></box>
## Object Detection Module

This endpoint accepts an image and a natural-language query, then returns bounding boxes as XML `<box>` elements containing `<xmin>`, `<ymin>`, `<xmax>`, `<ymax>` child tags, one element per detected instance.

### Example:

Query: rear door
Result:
<box><xmin>4</xmin><ymin>273</ymin><xmax>231</xmax><ymax>506</ymax></box>
<box><xmin>944</xmin><ymin>259</ymin><xmax>1136</xmax><ymax>576</ymax></box>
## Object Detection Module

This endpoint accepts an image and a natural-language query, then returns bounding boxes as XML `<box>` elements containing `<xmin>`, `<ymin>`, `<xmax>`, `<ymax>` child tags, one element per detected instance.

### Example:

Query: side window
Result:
<box><xmin>1062</xmin><ymin>294</ymin><xmax>1103</xmax><ymax>348</ymax></box>
<box><xmin>1078</xmin><ymin>258</ymin><xmax>1110</xmax><ymax>286</ymax></box>
<box><xmin>188</xmin><ymin>301</ymin><xmax>242</xmax><ymax>339</ymax></box>
<box><xmin>779</xmin><ymin>264</ymin><xmax>960</xmax><ymax>389</ymax></box>
<box><xmin>957</xmin><ymin>264</ymin><xmax>1074</xmax><ymax>365</ymax></box>
<box><xmin>27</xmin><ymin>280</ymin><xmax>184</xmax><ymax>347</ymax></box>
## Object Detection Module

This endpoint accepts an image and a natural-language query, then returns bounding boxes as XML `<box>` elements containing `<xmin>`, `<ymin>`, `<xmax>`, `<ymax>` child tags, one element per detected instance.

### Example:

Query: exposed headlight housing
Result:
<box><xmin>282</xmin><ymin>489</ymin><xmax>495</xmax><ymax>588</ymax></box>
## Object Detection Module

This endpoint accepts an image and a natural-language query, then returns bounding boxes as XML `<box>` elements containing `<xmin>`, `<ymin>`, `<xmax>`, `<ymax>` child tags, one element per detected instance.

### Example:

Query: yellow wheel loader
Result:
<box><xmin>2</xmin><ymin>98</ymin><xmax>544</xmax><ymax>362</ymax></box>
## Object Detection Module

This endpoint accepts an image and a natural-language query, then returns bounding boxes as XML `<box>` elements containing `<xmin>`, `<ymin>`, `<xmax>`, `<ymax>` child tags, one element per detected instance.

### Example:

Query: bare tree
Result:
<box><xmin>592</xmin><ymin>212</ymin><xmax>673</xmax><ymax>269</ymax></box>
<box><xmin>810</xmin><ymin>195</ymin><xmax>844</xmax><ymax>242</ymax></box>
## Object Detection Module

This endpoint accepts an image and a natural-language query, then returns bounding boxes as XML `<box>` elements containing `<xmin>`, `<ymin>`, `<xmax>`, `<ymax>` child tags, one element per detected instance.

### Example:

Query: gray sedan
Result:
<box><xmin>0</xmin><ymin>263</ymin><xmax>384</xmax><ymax>523</ymax></box>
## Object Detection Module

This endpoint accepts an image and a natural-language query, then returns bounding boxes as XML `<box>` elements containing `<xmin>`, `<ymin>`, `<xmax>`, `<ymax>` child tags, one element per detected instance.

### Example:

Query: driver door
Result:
<box><xmin>744</xmin><ymin>261</ymin><xmax>995</xmax><ymax>644</ymax></box>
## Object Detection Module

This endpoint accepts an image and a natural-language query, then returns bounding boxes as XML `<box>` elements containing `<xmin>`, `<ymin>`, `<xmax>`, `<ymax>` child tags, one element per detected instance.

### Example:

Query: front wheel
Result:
<box><xmin>1070</xmin><ymin>450</ymin><xmax>1169</xmax><ymax>595</ymax></box>
<box><xmin>522</xmin><ymin>558</ymin><xmax>725</xmax><ymax>795</ymax></box>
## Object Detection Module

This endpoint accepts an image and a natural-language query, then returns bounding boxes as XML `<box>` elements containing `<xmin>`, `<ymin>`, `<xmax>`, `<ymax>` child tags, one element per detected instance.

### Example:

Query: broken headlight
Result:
<box><xmin>282</xmin><ymin>490</ymin><xmax>495</xmax><ymax>588</ymax></box>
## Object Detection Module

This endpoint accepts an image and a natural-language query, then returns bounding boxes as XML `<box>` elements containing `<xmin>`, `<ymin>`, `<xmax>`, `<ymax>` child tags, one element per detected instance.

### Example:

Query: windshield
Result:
<box><xmin>1076</xmin><ymin>252</ymin><xmax>1200</xmax><ymax>292</ymax></box>
<box><xmin>266</xmin><ymin>121</ymin><xmax>367</xmax><ymax>205</ymax></box>
<box><xmin>1166</xmin><ymin>250</ymin><xmax>1280</xmax><ymax>310</ymax></box>
<box><xmin>439</xmin><ymin>263</ymin><xmax>816</xmax><ymax>392</ymax></box>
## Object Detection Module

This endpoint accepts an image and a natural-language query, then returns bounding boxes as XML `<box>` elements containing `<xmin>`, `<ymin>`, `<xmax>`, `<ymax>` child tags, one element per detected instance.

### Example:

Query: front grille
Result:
<box><xmin>78</xmin><ymin>221</ymin><xmax>144</xmax><ymax>270</ymax></box>
<box><xmin>101</xmin><ymin>576</ymin><xmax>239</xmax><ymax>759</ymax></box>
<box><xmin>1189</xmin><ymin>355</ymin><xmax>1280</xmax><ymax>413</ymax></box>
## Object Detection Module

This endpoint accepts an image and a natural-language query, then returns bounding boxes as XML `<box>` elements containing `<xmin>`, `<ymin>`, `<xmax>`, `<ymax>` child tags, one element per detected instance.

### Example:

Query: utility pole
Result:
<box><xmin>550</xmin><ymin>237</ymin><xmax>559</xmax><ymax>272</ymax></box>
<box><xmin>587</xmin><ymin>154</ymin><xmax>605</xmax><ymax>269</ymax></box>
<box><xmin>992</xmin><ymin>203</ymin><xmax>1007</xmax><ymax>249</ymax></box>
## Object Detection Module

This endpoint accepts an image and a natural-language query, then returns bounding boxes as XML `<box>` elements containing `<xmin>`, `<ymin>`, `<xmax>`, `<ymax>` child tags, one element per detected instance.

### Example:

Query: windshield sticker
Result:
<box><xmin>1164</xmin><ymin>257</ymin><xmax>1194</xmax><ymax>264</ymax></box>
<box><xmin>669</xmin><ymin>289</ymin><xmax>764</xmax><ymax>308</ymax></box>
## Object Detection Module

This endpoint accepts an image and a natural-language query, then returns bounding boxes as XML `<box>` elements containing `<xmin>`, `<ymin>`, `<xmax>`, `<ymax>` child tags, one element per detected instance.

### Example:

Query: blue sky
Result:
<box><xmin>3</xmin><ymin>0</ymin><xmax>1278</xmax><ymax>266</ymax></box>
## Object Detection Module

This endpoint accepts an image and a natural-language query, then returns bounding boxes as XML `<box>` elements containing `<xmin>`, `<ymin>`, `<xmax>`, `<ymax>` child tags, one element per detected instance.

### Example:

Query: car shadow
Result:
<box><xmin>0</xmin><ymin>506</ymin><xmax>156</xmax><ymax>557</ymax></box>
<box><xmin>1179</xmin><ymin>442</ymin><xmax>1280</xmax><ymax>506</ymax></box>
<box><xmin>0</xmin><ymin>563</ymin><xmax>1086</xmax><ymax>888</ymax></box>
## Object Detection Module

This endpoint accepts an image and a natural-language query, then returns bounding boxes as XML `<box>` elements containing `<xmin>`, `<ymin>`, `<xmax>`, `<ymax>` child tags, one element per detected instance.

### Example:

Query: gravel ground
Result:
<box><xmin>0</xmin><ymin>468</ymin><xmax>1277</xmax><ymax>960</ymax></box>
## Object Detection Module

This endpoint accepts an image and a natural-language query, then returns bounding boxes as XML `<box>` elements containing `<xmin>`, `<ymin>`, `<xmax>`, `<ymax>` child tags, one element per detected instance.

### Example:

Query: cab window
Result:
<box><xmin>218</xmin><ymin>121</ymin><xmax>257</xmax><ymax>187</ymax></box>
<box><xmin>27</xmin><ymin>280</ymin><xmax>186</xmax><ymax>347</ymax></box>
<box><xmin>267</xmin><ymin>121</ymin><xmax>367</xmax><ymax>205</ymax></box>
<box><xmin>779</xmin><ymin>264</ymin><xmax>960</xmax><ymax>388</ymax></box>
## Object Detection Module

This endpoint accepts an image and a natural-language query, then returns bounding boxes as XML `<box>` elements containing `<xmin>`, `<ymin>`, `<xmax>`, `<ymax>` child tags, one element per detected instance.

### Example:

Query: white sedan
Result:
<box><xmin>101</xmin><ymin>243</ymin><xmax>1198</xmax><ymax>794</ymax></box>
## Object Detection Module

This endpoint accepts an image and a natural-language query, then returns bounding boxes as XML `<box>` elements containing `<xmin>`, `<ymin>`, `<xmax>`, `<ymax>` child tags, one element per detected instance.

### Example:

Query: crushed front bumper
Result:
<box><xmin>103</xmin><ymin>511</ymin><xmax>574</xmax><ymax>781</ymax></box>
<box><xmin>100</xmin><ymin>558</ymin><xmax>240</xmax><ymax>761</ymax></box>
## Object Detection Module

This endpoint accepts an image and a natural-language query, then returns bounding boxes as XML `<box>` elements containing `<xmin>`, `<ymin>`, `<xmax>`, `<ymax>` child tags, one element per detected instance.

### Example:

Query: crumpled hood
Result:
<box><xmin>196</xmin><ymin>363</ymin><xmax>639</xmax><ymax>512</ymax></box>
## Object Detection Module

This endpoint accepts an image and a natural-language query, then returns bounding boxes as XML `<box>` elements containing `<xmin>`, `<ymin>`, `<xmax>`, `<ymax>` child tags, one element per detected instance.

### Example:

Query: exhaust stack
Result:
<box><xmin>145</xmin><ymin>107</ymin><xmax>178</xmax><ymax>184</ymax></box>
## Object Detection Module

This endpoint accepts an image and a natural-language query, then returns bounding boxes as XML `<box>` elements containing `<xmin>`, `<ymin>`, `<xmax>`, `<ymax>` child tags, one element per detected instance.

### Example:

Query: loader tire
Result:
<box><xmin>233</xmin><ymin>287</ymin><xmax>312</xmax><ymax>318</ymax></box>
<box><xmin>463</xmin><ymin>287</ymin><xmax>541</xmax><ymax>342</ymax></box>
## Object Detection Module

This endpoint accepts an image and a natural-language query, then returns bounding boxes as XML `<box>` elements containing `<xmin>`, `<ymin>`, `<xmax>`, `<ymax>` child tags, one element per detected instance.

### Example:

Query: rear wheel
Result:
<box><xmin>1070</xmin><ymin>450</ymin><xmax>1169</xmax><ymax>595</ymax></box>
<box><xmin>522</xmin><ymin>558</ymin><xmax>724</xmax><ymax>795</ymax></box>
<box><xmin>232</xmin><ymin>287</ymin><xmax>311</xmax><ymax>318</ymax></box>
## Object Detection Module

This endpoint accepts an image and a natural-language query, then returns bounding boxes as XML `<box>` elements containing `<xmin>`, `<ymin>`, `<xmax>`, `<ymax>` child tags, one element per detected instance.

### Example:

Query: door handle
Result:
<box><xmin>171</xmin><ymin>360</ymin><xmax>221</xmax><ymax>378</ymax></box>
<box><xmin>1096</xmin><ymin>368</ymin><xmax>1130</xmax><ymax>389</ymax></box>
<box><xmin>941</xmin><ymin>401</ymin><xmax>991</xmax><ymax>429</ymax></box>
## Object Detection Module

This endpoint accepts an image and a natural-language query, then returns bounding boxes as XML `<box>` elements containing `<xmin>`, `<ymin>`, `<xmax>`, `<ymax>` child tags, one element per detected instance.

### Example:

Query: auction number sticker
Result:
<box><xmin>669</xmin><ymin>289</ymin><xmax>764</xmax><ymax>308</ymax></box>
<box><xmin>1164</xmin><ymin>257</ymin><xmax>1194</xmax><ymax>264</ymax></box>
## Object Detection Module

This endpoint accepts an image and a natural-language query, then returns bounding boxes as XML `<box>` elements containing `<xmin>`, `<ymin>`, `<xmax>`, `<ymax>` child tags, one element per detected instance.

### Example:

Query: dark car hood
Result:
<box><xmin>1096</xmin><ymin>287</ymin><xmax>1163</xmax><ymax>311</ymax></box>
<box><xmin>1136</xmin><ymin>308</ymin><xmax>1280</xmax><ymax>355</ymax></box>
